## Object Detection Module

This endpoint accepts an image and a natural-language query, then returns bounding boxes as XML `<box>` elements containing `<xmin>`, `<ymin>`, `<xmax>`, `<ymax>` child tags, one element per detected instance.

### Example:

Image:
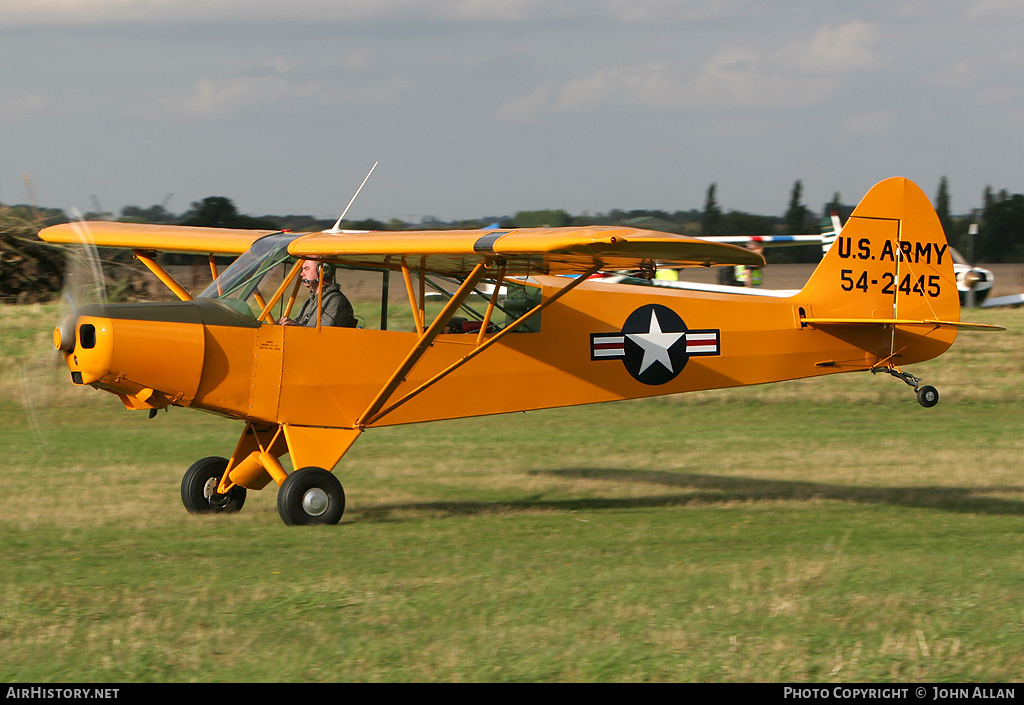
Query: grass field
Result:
<box><xmin>1</xmin><ymin>303</ymin><xmax>1022</xmax><ymax>682</ymax></box>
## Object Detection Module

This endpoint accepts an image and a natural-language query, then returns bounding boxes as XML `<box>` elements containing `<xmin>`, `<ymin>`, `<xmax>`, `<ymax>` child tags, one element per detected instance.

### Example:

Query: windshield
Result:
<box><xmin>197</xmin><ymin>232</ymin><xmax>300</xmax><ymax>317</ymax></box>
<box><xmin>198</xmin><ymin>232</ymin><xmax>299</xmax><ymax>300</ymax></box>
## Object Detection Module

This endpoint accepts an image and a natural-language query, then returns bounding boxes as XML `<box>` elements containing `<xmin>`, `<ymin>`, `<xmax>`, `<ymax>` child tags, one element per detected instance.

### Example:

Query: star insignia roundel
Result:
<box><xmin>590</xmin><ymin>304</ymin><xmax>721</xmax><ymax>386</ymax></box>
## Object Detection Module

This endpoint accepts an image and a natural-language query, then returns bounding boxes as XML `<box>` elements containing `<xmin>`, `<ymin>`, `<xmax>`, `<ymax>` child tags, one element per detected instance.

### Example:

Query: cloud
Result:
<box><xmin>964</xmin><ymin>0</ymin><xmax>1024</xmax><ymax>23</ymax></box>
<box><xmin>598</xmin><ymin>0</ymin><xmax>759</xmax><ymax>23</ymax></box>
<box><xmin>0</xmin><ymin>0</ymin><xmax>572</xmax><ymax>26</ymax></box>
<box><xmin>496</xmin><ymin>84</ymin><xmax>556</xmax><ymax>123</ymax></box>
<box><xmin>0</xmin><ymin>93</ymin><xmax>48</xmax><ymax>120</ymax></box>
<box><xmin>978</xmin><ymin>85</ymin><xmax>1018</xmax><ymax>106</ymax></box>
<box><xmin>3</xmin><ymin>1</ymin><xmax>1019</xmax><ymax>30</ymax></box>
<box><xmin>0</xmin><ymin>0</ymin><xmax>767</xmax><ymax>27</ymax></box>
<box><xmin>502</xmin><ymin>57</ymin><xmax>820</xmax><ymax>119</ymax></box>
<box><xmin>690</xmin><ymin>50</ymin><xmax>840</xmax><ymax>109</ymax></box>
<box><xmin>166</xmin><ymin>70</ymin><xmax>319</xmax><ymax>116</ymax></box>
<box><xmin>449</xmin><ymin>0</ymin><xmax>554</xmax><ymax>21</ymax></box>
<box><xmin>554</xmin><ymin>63</ymin><xmax>679</xmax><ymax>111</ymax></box>
<box><xmin>934</xmin><ymin>48</ymin><xmax>1024</xmax><ymax>105</ymax></box>
<box><xmin>844</xmin><ymin>111</ymin><xmax>893</xmax><ymax>134</ymax></box>
<box><xmin>775</xmin><ymin>21</ymin><xmax>884</xmax><ymax>75</ymax></box>
<box><xmin>498</xmin><ymin>20</ymin><xmax>882</xmax><ymax>120</ymax></box>
<box><xmin>0</xmin><ymin>0</ymin><xmax>210</xmax><ymax>25</ymax></box>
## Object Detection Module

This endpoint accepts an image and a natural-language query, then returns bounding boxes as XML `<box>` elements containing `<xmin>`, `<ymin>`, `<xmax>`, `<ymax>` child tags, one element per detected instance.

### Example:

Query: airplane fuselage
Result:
<box><xmin>67</xmin><ymin>274</ymin><xmax>955</xmax><ymax>432</ymax></box>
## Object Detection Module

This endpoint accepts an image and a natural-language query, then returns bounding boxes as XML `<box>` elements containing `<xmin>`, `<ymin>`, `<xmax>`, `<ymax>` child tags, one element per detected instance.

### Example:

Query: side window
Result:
<box><xmin>405</xmin><ymin>275</ymin><xmax>543</xmax><ymax>335</ymax></box>
<box><xmin>502</xmin><ymin>282</ymin><xmax>542</xmax><ymax>332</ymax></box>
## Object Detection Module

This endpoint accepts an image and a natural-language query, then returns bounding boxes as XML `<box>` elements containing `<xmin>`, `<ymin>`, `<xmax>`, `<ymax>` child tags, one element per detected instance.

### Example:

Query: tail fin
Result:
<box><xmin>798</xmin><ymin>178</ymin><xmax>973</xmax><ymax>366</ymax></box>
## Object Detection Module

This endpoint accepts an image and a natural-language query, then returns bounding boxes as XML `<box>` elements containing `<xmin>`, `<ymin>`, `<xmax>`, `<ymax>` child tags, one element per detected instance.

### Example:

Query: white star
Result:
<box><xmin>626</xmin><ymin>310</ymin><xmax>685</xmax><ymax>374</ymax></box>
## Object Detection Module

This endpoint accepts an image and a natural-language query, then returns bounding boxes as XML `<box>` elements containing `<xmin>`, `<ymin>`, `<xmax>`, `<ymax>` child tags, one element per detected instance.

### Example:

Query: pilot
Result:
<box><xmin>279</xmin><ymin>259</ymin><xmax>357</xmax><ymax>328</ymax></box>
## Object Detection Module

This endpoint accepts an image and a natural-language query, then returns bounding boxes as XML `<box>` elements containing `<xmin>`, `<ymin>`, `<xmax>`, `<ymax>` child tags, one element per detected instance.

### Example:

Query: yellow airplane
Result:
<box><xmin>38</xmin><ymin>177</ymin><xmax>1000</xmax><ymax>525</ymax></box>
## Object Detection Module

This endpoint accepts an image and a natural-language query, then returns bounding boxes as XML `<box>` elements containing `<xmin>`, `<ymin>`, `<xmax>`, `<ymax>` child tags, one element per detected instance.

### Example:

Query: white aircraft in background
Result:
<box><xmin>980</xmin><ymin>291</ymin><xmax>1024</xmax><ymax>308</ymax></box>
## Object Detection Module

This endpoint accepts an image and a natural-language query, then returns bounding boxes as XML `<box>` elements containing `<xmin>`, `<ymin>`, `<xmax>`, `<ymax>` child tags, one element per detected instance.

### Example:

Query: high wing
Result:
<box><xmin>38</xmin><ymin>221</ymin><xmax>282</xmax><ymax>301</ymax></box>
<box><xmin>38</xmin><ymin>221</ymin><xmax>278</xmax><ymax>255</ymax></box>
<box><xmin>288</xmin><ymin>226</ymin><xmax>764</xmax><ymax>276</ymax></box>
<box><xmin>40</xmin><ymin>222</ymin><xmax>765</xmax><ymax>276</ymax></box>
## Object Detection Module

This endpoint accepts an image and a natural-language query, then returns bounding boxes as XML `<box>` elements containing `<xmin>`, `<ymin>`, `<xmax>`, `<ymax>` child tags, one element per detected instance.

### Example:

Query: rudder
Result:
<box><xmin>797</xmin><ymin>177</ymin><xmax>960</xmax><ymax>365</ymax></box>
<box><xmin>800</xmin><ymin>177</ymin><xmax>959</xmax><ymax>323</ymax></box>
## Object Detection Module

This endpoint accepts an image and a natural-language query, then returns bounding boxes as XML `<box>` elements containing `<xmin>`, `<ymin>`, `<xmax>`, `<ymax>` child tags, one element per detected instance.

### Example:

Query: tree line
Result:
<box><xmin>3</xmin><ymin>178</ymin><xmax>1023</xmax><ymax>302</ymax></box>
<box><xmin>118</xmin><ymin>180</ymin><xmax>1024</xmax><ymax>265</ymax></box>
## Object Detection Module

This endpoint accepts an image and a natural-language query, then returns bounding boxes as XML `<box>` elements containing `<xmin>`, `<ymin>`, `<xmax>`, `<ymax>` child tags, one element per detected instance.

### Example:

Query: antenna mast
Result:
<box><xmin>327</xmin><ymin>162</ymin><xmax>378</xmax><ymax>233</ymax></box>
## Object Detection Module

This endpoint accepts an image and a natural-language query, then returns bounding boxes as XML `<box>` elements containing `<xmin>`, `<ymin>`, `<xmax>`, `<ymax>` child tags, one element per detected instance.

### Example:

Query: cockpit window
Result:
<box><xmin>197</xmin><ymin>233</ymin><xmax>300</xmax><ymax>317</ymax></box>
<box><xmin>196</xmin><ymin>232</ymin><xmax>544</xmax><ymax>333</ymax></box>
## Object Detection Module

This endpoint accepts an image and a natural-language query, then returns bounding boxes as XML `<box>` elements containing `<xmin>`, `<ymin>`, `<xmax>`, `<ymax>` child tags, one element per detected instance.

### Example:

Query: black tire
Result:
<box><xmin>917</xmin><ymin>385</ymin><xmax>939</xmax><ymax>408</ymax></box>
<box><xmin>277</xmin><ymin>467</ymin><xmax>345</xmax><ymax>526</ymax></box>
<box><xmin>181</xmin><ymin>456</ymin><xmax>246</xmax><ymax>514</ymax></box>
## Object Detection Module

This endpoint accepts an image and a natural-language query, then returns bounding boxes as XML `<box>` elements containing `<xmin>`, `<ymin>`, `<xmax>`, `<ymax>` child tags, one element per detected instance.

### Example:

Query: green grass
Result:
<box><xmin>1</xmin><ymin>305</ymin><xmax>1023</xmax><ymax>682</ymax></box>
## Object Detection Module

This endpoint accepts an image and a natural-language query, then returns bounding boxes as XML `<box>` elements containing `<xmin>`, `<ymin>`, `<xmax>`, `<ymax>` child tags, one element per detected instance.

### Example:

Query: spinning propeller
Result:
<box><xmin>53</xmin><ymin>214</ymin><xmax>108</xmax><ymax>354</ymax></box>
<box><xmin>19</xmin><ymin>214</ymin><xmax>110</xmax><ymax>456</ymax></box>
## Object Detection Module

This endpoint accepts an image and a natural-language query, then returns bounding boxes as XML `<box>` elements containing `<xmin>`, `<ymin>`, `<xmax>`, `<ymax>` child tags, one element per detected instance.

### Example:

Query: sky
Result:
<box><xmin>3</xmin><ymin>0</ymin><xmax>1023</xmax><ymax>224</ymax></box>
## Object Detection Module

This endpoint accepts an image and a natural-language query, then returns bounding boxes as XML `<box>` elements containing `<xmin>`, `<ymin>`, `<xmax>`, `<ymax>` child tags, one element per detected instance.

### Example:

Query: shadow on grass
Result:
<box><xmin>354</xmin><ymin>467</ymin><xmax>1024</xmax><ymax>522</ymax></box>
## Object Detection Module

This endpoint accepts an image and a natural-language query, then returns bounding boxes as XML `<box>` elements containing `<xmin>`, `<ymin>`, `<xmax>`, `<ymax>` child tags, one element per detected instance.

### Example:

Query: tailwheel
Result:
<box><xmin>871</xmin><ymin>365</ymin><xmax>940</xmax><ymax>408</ymax></box>
<box><xmin>181</xmin><ymin>456</ymin><xmax>246</xmax><ymax>514</ymax></box>
<box><xmin>277</xmin><ymin>467</ymin><xmax>346</xmax><ymax>526</ymax></box>
<box><xmin>917</xmin><ymin>385</ymin><xmax>939</xmax><ymax>408</ymax></box>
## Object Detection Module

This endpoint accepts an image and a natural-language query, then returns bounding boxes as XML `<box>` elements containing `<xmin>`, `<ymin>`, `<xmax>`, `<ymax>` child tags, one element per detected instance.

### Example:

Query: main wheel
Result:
<box><xmin>917</xmin><ymin>385</ymin><xmax>939</xmax><ymax>408</ymax></box>
<box><xmin>277</xmin><ymin>467</ymin><xmax>346</xmax><ymax>526</ymax></box>
<box><xmin>181</xmin><ymin>456</ymin><xmax>246</xmax><ymax>514</ymax></box>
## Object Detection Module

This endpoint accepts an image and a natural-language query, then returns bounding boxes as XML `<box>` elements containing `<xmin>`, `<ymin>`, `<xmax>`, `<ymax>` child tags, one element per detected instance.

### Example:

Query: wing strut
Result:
<box><xmin>476</xmin><ymin>264</ymin><xmax>506</xmax><ymax>346</ymax></box>
<box><xmin>133</xmin><ymin>249</ymin><xmax>192</xmax><ymax>301</ymax></box>
<box><xmin>257</xmin><ymin>259</ymin><xmax>304</xmax><ymax>323</ymax></box>
<box><xmin>361</xmin><ymin>265</ymin><xmax>601</xmax><ymax>427</ymax></box>
<box><xmin>356</xmin><ymin>262</ymin><xmax>490</xmax><ymax>427</ymax></box>
<box><xmin>401</xmin><ymin>263</ymin><xmax>425</xmax><ymax>335</ymax></box>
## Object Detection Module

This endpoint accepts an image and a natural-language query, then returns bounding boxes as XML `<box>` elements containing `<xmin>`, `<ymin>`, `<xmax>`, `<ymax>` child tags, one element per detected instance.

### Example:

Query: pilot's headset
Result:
<box><xmin>318</xmin><ymin>262</ymin><xmax>337</xmax><ymax>284</ymax></box>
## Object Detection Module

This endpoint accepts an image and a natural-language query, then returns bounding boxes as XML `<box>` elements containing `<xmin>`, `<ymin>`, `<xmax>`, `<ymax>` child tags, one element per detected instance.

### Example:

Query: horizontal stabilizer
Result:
<box><xmin>802</xmin><ymin>317</ymin><xmax>1004</xmax><ymax>331</ymax></box>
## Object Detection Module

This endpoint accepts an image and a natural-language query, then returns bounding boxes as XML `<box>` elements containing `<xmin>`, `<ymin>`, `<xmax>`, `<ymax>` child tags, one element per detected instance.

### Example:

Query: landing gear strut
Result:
<box><xmin>872</xmin><ymin>366</ymin><xmax>939</xmax><ymax>408</ymax></box>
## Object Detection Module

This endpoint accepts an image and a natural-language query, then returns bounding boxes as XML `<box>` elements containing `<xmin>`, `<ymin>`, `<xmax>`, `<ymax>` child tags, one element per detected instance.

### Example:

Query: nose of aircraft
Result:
<box><xmin>53</xmin><ymin>302</ymin><xmax>205</xmax><ymax>407</ymax></box>
<box><xmin>54</xmin><ymin>311</ymin><xmax>118</xmax><ymax>386</ymax></box>
<box><xmin>53</xmin><ymin>315</ymin><xmax>76</xmax><ymax>354</ymax></box>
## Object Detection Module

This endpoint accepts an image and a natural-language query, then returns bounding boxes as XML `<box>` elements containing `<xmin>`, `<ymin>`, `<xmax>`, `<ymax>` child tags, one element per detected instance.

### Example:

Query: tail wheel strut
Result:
<box><xmin>871</xmin><ymin>365</ymin><xmax>939</xmax><ymax>408</ymax></box>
